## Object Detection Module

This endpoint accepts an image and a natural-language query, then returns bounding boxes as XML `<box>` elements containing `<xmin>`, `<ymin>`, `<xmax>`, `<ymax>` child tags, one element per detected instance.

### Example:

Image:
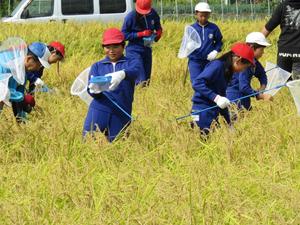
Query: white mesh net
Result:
<box><xmin>265</xmin><ymin>62</ymin><xmax>291</xmax><ymax>96</ymax></box>
<box><xmin>287</xmin><ymin>80</ymin><xmax>300</xmax><ymax>116</ymax></box>
<box><xmin>178</xmin><ymin>25</ymin><xmax>201</xmax><ymax>59</ymax></box>
<box><xmin>70</xmin><ymin>67</ymin><xmax>93</xmax><ymax>105</ymax></box>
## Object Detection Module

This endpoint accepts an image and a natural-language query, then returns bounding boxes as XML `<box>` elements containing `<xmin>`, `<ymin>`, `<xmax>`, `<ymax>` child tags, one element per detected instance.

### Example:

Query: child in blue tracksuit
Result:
<box><xmin>83</xmin><ymin>28</ymin><xmax>141</xmax><ymax>142</ymax></box>
<box><xmin>192</xmin><ymin>43</ymin><xmax>255</xmax><ymax>135</ymax></box>
<box><xmin>0</xmin><ymin>40</ymin><xmax>50</xmax><ymax>122</ymax></box>
<box><xmin>121</xmin><ymin>0</ymin><xmax>162</xmax><ymax>85</ymax></box>
<box><xmin>27</xmin><ymin>41</ymin><xmax>65</xmax><ymax>93</ymax></box>
<box><xmin>188</xmin><ymin>2</ymin><xmax>223</xmax><ymax>85</ymax></box>
<box><xmin>226</xmin><ymin>32</ymin><xmax>273</xmax><ymax>110</ymax></box>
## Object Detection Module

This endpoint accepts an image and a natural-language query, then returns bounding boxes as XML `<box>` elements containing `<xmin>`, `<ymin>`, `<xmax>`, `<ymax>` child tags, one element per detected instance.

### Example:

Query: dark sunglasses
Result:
<box><xmin>48</xmin><ymin>46</ymin><xmax>63</xmax><ymax>59</ymax></box>
<box><xmin>55</xmin><ymin>50</ymin><xmax>63</xmax><ymax>59</ymax></box>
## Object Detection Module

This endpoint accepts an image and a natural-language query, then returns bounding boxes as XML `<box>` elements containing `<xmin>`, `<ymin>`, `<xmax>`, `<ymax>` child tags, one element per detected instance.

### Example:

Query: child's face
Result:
<box><xmin>253</xmin><ymin>47</ymin><xmax>265</xmax><ymax>59</ymax></box>
<box><xmin>48</xmin><ymin>51</ymin><xmax>63</xmax><ymax>64</ymax></box>
<box><xmin>195</xmin><ymin>11</ymin><xmax>210</xmax><ymax>25</ymax></box>
<box><xmin>233</xmin><ymin>57</ymin><xmax>251</xmax><ymax>73</ymax></box>
<box><xmin>103</xmin><ymin>44</ymin><xmax>124</xmax><ymax>62</ymax></box>
<box><xmin>24</xmin><ymin>55</ymin><xmax>42</xmax><ymax>72</ymax></box>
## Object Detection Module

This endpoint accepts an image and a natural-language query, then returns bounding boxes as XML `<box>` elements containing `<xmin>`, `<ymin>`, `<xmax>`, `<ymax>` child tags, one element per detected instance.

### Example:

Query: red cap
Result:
<box><xmin>231</xmin><ymin>42</ymin><xmax>255</xmax><ymax>65</ymax></box>
<box><xmin>102</xmin><ymin>28</ymin><xmax>125</xmax><ymax>45</ymax></box>
<box><xmin>24</xmin><ymin>94</ymin><xmax>35</xmax><ymax>107</ymax></box>
<box><xmin>136</xmin><ymin>0</ymin><xmax>152</xmax><ymax>15</ymax></box>
<box><xmin>49</xmin><ymin>41</ymin><xmax>65</xmax><ymax>58</ymax></box>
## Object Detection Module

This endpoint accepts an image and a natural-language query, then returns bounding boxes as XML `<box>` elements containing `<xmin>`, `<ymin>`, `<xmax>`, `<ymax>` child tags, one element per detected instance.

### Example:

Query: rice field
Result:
<box><xmin>0</xmin><ymin>20</ymin><xmax>299</xmax><ymax>224</ymax></box>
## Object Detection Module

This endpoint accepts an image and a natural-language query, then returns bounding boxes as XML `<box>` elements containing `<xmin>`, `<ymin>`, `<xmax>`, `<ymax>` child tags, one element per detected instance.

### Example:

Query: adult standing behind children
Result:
<box><xmin>188</xmin><ymin>2</ymin><xmax>223</xmax><ymax>85</ymax></box>
<box><xmin>83</xmin><ymin>28</ymin><xmax>141</xmax><ymax>142</ymax></box>
<box><xmin>262</xmin><ymin>0</ymin><xmax>300</xmax><ymax>79</ymax></box>
<box><xmin>121</xmin><ymin>0</ymin><xmax>162</xmax><ymax>86</ymax></box>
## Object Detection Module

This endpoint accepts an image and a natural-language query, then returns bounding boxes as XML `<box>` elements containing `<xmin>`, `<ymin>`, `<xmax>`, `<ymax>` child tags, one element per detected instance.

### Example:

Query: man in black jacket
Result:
<box><xmin>262</xmin><ymin>0</ymin><xmax>300</xmax><ymax>79</ymax></box>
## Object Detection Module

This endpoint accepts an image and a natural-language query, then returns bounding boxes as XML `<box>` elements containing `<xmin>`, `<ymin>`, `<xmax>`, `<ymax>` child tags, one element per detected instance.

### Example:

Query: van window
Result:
<box><xmin>21</xmin><ymin>0</ymin><xmax>54</xmax><ymax>18</ymax></box>
<box><xmin>99</xmin><ymin>0</ymin><xmax>126</xmax><ymax>14</ymax></box>
<box><xmin>62</xmin><ymin>0</ymin><xmax>94</xmax><ymax>15</ymax></box>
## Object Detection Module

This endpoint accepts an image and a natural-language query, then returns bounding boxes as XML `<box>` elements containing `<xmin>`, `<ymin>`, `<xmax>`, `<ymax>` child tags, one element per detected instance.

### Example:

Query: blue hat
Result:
<box><xmin>28</xmin><ymin>42</ymin><xmax>51</xmax><ymax>68</ymax></box>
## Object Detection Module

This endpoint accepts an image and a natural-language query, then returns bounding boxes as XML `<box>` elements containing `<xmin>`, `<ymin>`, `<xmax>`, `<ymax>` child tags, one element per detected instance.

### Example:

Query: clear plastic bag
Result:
<box><xmin>0</xmin><ymin>37</ymin><xmax>27</xmax><ymax>85</ymax></box>
<box><xmin>143</xmin><ymin>34</ymin><xmax>156</xmax><ymax>48</ymax></box>
<box><xmin>0</xmin><ymin>73</ymin><xmax>12</xmax><ymax>106</ymax></box>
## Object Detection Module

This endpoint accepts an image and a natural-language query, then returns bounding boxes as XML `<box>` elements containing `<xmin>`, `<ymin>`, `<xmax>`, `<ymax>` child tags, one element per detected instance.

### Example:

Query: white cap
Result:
<box><xmin>39</xmin><ymin>47</ymin><xmax>51</xmax><ymax>69</ymax></box>
<box><xmin>246</xmin><ymin>32</ymin><xmax>271</xmax><ymax>47</ymax></box>
<box><xmin>195</xmin><ymin>2</ymin><xmax>211</xmax><ymax>12</ymax></box>
<box><xmin>28</xmin><ymin>42</ymin><xmax>51</xmax><ymax>69</ymax></box>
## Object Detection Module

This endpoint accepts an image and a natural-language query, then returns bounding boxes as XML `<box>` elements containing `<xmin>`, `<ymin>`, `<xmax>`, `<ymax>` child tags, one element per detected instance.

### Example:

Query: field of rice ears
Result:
<box><xmin>0</xmin><ymin>20</ymin><xmax>300</xmax><ymax>224</ymax></box>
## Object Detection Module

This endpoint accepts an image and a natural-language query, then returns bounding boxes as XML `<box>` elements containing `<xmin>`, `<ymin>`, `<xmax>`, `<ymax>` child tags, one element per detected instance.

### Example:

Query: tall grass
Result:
<box><xmin>0</xmin><ymin>20</ymin><xmax>300</xmax><ymax>224</ymax></box>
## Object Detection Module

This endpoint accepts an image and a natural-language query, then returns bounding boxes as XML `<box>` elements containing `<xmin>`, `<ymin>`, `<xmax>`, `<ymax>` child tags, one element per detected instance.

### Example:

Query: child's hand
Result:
<box><xmin>207</xmin><ymin>50</ymin><xmax>218</xmax><ymax>61</ymax></box>
<box><xmin>34</xmin><ymin>78</ymin><xmax>44</xmax><ymax>87</ymax></box>
<box><xmin>257</xmin><ymin>93</ymin><xmax>273</xmax><ymax>101</ymax></box>
<box><xmin>137</xmin><ymin>30</ymin><xmax>152</xmax><ymax>38</ymax></box>
<box><xmin>214</xmin><ymin>95</ymin><xmax>231</xmax><ymax>109</ymax></box>
<box><xmin>107</xmin><ymin>71</ymin><xmax>126</xmax><ymax>91</ymax></box>
<box><xmin>88</xmin><ymin>83</ymin><xmax>104</xmax><ymax>94</ymax></box>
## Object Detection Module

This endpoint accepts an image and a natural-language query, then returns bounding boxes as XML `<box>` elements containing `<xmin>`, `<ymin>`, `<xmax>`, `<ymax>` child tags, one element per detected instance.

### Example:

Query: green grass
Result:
<box><xmin>0</xmin><ymin>20</ymin><xmax>300</xmax><ymax>224</ymax></box>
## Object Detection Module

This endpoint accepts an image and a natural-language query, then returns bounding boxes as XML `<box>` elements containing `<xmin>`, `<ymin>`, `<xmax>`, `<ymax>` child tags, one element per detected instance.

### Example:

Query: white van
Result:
<box><xmin>2</xmin><ymin>0</ymin><xmax>134</xmax><ymax>23</ymax></box>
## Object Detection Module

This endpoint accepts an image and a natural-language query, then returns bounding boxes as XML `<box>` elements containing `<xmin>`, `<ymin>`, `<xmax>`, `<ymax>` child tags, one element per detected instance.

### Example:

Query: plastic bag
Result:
<box><xmin>0</xmin><ymin>37</ymin><xmax>27</xmax><ymax>85</ymax></box>
<box><xmin>143</xmin><ymin>34</ymin><xmax>156</xmax><ymax>48</ymax></box>
<box><xmin>0</xmin><ymin>73</ymin><xmax>12</xmax><ymax>106</ymax></box>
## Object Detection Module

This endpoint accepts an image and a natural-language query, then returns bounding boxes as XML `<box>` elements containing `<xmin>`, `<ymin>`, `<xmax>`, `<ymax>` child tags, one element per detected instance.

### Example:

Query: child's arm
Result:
<box><xmin>255</xmin><ymin>62</ymin><xmax>268</xmax><ymax>90</ymax></box>
<box><xmin>87</xmin><ymin>63</ymin><xmax>103</xmax><ymax>98</ymax></box>
<box><xmin>239</xmin><ymin>68</ymin><xmax>272</xmax><ymax>101</ymax></box>
<box><xmin>121</xmin><ymin>13</ymin><xmax>152</xmax><ymax>41</ymax></box>
<box><xmin>214</xmin><ymin>26</ymin><xmax>223</xmax><ymax>52</ymax></box>
<box><xmin>255</xmin><ymin>64</ymin><xmax>272</xmax><ymax>100</ymax></box>
<box><xmin>153</xmin><ymin>10</ymin><xmax>163</xmax><ymax>42</ymax></box>
<box><xmin>192</xmin><ymin>62</ymin><xmax>220</xmax><ymax>101</ymax></box>
<box><xmin>239</xmin><ymin>70</ymin><xmax>257</xmax><ymax>96</ymax></box>
<box><xmin>123</xmin><ymin>57</ymin><xmax>142</xmax><ymax>81</ymax></box>
<box><xmin>121</xmin><ymin>14</ymin><xmax>137</xmax><ymax>41</ymax></box>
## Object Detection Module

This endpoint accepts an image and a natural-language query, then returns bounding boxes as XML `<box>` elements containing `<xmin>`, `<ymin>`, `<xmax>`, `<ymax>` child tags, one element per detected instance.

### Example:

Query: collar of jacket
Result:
<box><xmin>197</xmin><ymin>21</ymin><xmax>210</xmax><ymax>28</ymax></box>
<box><xmin>101</xmin><ymin>56</ymin><xmax>127</xmax><ymax>64</ymax></box>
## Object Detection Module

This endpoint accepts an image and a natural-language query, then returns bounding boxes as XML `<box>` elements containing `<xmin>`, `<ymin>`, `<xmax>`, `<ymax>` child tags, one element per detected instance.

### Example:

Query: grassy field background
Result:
<box><xmin>0</xmin><ymin>20</ymin><xmax>300</xmax><ymax>224</ymax></box>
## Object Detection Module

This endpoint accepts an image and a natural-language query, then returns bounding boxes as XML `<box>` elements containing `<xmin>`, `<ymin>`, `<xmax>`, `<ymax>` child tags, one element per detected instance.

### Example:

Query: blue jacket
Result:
<box><xmin>188</xmin><ymin>22</ymin><xmax>223</xmax><ymax>61</ymax></box>
<box><xmin>27</xmin><ymin>68</ymin><xmax>44</xmax><ymax>84</ymax></box>
<box><xmin>88</xmin><ymin>56</ymin><xmax>140</xmax><ymax>115</ymax></box>
<box><xmin>227</xmin><ymin>59</ymin><xmax>268</xmax><ymax>98</ymax></box>
<box><xmin>121</xmin><ymin>9</ymin><xmax>162</xmax><ymax>47</ymax></box>
<box><xmin>192</xmin><ymin>60</ymin><xmax>227</xmax><ymax>106</ymax></box>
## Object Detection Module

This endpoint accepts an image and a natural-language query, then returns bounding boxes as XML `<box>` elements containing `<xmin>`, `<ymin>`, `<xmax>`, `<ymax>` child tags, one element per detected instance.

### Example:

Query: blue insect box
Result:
<box><xmin>90</xmin><ymin>76</ymin><xmax>112</xmax><ymax>85</ymax></box>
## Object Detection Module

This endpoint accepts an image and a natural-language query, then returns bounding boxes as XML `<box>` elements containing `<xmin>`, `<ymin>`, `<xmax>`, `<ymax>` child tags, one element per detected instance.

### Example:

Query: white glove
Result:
<box><xmin>106</xmin><ymin>70</ymin><xmax>126</xmax><ymax>91</ymax></box>
<box><xmin>207</xmin><ymin>50</ymin><xmax>218</xmax><ymax>61</ymax></box>
<box><xmin>88</xmin><ymin>83</ymin><xmax>104</xmax><ymax>94</ymax></box>
<box><xmin>34</xmin><ymin>78</ymin><xmax>44</xmax><ymax>87</ymax></box>
<box><xmin>214</xmin><ymin>95</ymin><xmax>230</xmax><ymax>109</ymax></box>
